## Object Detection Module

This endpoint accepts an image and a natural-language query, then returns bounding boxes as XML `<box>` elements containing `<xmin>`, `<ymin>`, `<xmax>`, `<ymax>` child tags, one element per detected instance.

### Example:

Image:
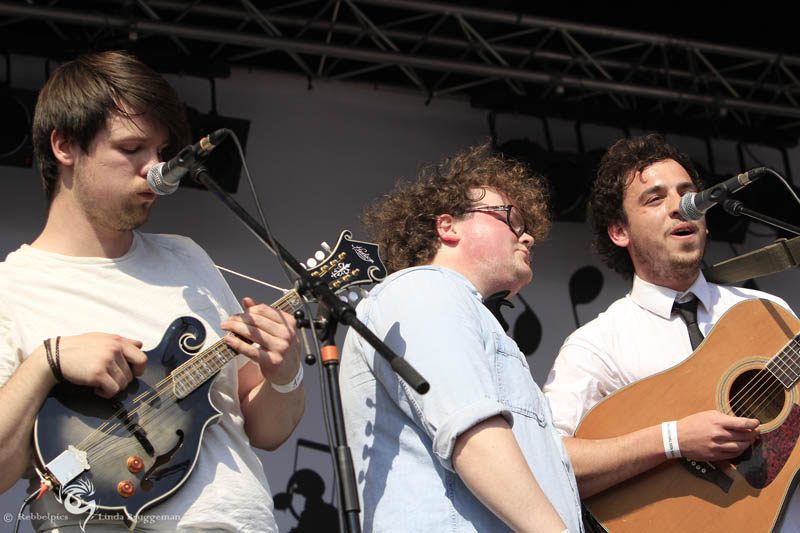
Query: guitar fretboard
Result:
<box><xmin>765</xmin><ymin>333</ymin><xmax>800</xmax><ymax>389</ymax></box>
<box><xmin>172</xmin><ymin>290</ymin><xmax>305</xmax><ymax>399</ymax></box>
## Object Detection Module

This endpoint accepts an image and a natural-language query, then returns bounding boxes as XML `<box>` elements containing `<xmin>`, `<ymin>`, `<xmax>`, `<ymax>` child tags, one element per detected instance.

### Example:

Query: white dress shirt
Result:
<box><xmin>544</xmin><ymin>272</ymin><xmax>792</xmax><ymax>436</ymax></box>
<box><xmin>543</xmin><ymin>272</ymin><xmax>799</xmax><ymax>532</ymax></box>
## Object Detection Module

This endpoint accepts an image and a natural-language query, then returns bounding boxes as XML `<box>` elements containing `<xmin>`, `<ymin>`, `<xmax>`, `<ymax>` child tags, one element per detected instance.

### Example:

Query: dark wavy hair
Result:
<box><xmin>362</xmin><ymin>142</ymin><xmax>551</xmax><ymax>275</ymax></box>
<box><xmin>32</xmin><ymin>50</ymin><xmax>191</xmax><ymax>205</ymax></box>
<box><xmin>589</xmin><ymin>134</ymin><xmax>702</xmax><ymax>278</ymax></box>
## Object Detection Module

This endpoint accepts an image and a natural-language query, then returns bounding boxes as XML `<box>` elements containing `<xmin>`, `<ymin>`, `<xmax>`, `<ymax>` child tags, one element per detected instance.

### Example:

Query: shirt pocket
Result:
<box><xmin>493</xmin><ymin>332</ymin><xmax>547</xmax><ymax>426</ymax></box>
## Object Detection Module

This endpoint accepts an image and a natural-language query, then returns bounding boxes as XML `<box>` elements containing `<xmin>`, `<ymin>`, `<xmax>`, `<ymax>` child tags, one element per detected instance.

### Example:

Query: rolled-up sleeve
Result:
<box><xmin>363</xmin><ymin>269</ymin><xmax>512</xmax><ymax>471</ymax></box>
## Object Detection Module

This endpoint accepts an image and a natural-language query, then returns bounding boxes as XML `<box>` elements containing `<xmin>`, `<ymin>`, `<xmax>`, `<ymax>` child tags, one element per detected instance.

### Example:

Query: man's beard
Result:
<box><xmin>628</xmin><ymin>237</ymin><xmax>706</xmax><ymax>284</ymax></box>
<box><xmin>80</xmin><ymin>193</ymin><xmax>152</xmax><ymax>232</ymax></box>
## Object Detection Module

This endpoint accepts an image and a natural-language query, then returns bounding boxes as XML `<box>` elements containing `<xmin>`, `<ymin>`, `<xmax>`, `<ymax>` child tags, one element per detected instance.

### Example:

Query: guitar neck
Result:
<box><xmin>171</xmin><ymin>290</ymin><xmax>306</xmax><ymax>399</ymax></box>
<box><xmin>765</xmin><ymin>332</ymin><xmax>800</xmax><ymax>389</ymax></box>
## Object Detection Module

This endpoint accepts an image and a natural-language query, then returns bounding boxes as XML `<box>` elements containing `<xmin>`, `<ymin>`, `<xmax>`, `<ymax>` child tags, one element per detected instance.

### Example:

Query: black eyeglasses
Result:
<box><xmin>465</xmin><ymin>204</ymin><xmax>527</xmax><ymax>238</ymax></box>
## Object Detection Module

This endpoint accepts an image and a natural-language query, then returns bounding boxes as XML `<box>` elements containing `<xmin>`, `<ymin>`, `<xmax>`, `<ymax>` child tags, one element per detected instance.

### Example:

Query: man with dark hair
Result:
<box><xmin>0</xmin><ymin>51</ymin><xmax>305</xmax><ymax>531</ymax></box>
<box><xmin>340</xmin><ymin>143</ymin><xmax>583</xmax><ymax>532</ymax></box>
<box><xmin>543</xmin><ymin>134</ymin><xmax>799</xmax><ymax>530</ymax></box>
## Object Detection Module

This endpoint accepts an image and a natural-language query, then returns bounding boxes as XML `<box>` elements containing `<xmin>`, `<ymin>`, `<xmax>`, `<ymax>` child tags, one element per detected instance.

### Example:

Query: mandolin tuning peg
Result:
<box><xmin>314</xmin><ymin>250</ymin><xmax>326</xmax><ymax>261</ymax></box>
<box><xmin>306</xmin><ymin>258</ymin><xmax>317</xmax><ymax>268</ymax></box>
<box><xmin>320</xmin><ymin>241</ymin><xmax>331</xmax><ymax>253</ymax></box>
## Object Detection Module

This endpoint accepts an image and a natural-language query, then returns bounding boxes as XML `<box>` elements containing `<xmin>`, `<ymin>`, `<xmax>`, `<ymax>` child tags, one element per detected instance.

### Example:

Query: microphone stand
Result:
<box><xmin>189</xmin><ymin>165</ymin><xmax>429</xmax><ymax>533</ymax></box>
<box><xmin>722</xmin><ymin>198</ymin><xmax>800</xmax><ymax>236</ymax></box>
<box><xmin>314</xmin><ymin>304</ymin><xmax>360</xmax><ymax>533</ymax></box>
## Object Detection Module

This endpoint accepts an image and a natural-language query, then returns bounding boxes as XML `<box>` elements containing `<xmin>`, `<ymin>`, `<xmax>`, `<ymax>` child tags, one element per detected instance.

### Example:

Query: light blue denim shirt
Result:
<box><xmin>340</xmin><ymin>266</ymin><xmax>583</xmax><ymax>532</ymax></box>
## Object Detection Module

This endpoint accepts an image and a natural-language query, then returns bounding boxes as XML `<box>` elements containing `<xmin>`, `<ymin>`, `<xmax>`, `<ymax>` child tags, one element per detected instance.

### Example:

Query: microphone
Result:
<box><xmin>679</xmin><ymin>167</ymin><xmax>767</xmax><ymax>220</ymax></box>
<box><xmin>147</xmin><ymin>128</ymin><xmax>229</xmax><ymax>195</ymax></box>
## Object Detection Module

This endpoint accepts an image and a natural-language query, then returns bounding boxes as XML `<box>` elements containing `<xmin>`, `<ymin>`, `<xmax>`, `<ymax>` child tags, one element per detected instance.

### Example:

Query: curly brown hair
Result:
<box><xmin>362</xmin><ymin>142</ymin><xmax>551</xmax><ymax>275</ymax></box>
<box><xmin>589</xmin><ymin>134</ymin><xmax>702</xmax><ymax>278</ymax></box>
<box><xmin>33</xmin><ymin>50</ymin><xmax>191</xmax><ymax>205</ymax></box>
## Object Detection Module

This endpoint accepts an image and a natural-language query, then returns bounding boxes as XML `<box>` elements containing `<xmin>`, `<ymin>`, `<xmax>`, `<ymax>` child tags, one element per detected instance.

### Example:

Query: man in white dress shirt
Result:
<box><xmin>543</xmin><ymin>133</ymin><xmax>799</xmax><ymax>532</ymax></box>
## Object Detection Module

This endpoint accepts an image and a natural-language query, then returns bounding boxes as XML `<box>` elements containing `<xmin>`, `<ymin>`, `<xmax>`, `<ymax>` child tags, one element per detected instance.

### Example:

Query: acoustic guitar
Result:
<box><xmin>33</xmin><ymin>230</ymin><xmax>386</xmax><ymax>529</ymax></box>
<box><xmin>576</xmin><ymin>298</ymin><xmax>800</xmax><ymax>532</ymax></box>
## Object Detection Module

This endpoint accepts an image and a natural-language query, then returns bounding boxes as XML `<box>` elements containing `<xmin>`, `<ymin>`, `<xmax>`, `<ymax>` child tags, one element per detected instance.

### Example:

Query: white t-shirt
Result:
<box><xmin>0</xmin><ymin>232</ymin><xmax>277</xmax><ymax>532</ymax></box>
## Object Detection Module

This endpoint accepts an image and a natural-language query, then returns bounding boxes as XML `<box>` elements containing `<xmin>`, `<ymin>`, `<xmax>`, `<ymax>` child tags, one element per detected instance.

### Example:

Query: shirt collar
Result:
<box><xmin>630</xmin><ymin>272</ymin><xmax>711</xmax><ymax>319</ymax></box>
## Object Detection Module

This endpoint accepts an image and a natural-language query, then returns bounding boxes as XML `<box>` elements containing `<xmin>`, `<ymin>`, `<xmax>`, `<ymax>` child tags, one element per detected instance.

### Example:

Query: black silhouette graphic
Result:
<box><xmin>274</xmin><ymin>439</ymin><xmax>340</xmax><ymax>532</ymax></box>
<box><xmin>513</xmin><ymin>293</ymin><xmax>542</xmax><ymax>356</ymax></box>
<box><xmin>569</xmin><ymin>265</ymin><xmax>604</xmax><ymax>328</ymax></box>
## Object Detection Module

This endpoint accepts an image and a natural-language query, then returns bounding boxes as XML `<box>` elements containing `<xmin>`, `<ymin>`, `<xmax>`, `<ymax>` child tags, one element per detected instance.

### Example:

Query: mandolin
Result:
<box><xmin>33</xmin><ymin>230</ymin><xmax>386</xmax><ymax>529</ymax></box>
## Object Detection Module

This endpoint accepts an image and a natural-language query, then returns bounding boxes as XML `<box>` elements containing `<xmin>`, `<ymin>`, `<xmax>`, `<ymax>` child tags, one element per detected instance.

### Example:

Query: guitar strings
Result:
<box><xmin>727</xmin><ymin>362</ymin><xmax>782</xmax><ymax>418</ymax></box>
<box><xmin>712</xmin><ymin>333</ymin><xmax>794</xmax><ymax>419</ymax></box>
<box><xmin>723</xmin><ymin>334</ymin><xmax>800</xmax><ymax>421</ymax></box>
<box><xmin>731</xmin><ymin>337</ymin><xmax>799</xmax><ymax>419</ymax></box>
<box><xmin>73</xmin><ymin>292</ymin><xmax>301</xmax><ymax>466</ymax></box>
<box><xmin>728</xmin><ymin>333</ymin><xmax>798</xmax><ymax>414</ymax></box>
<box><xmin>739</xmin><ymin>338</ymin><xmax>800</xmax><ymax>420</ymax></box>
<box><xmin>725</xmin><ymin>353</ymin><xmax>786</xmax><ymax>419</ymax></box>
<box><xmin>745</xmin><ymin>348</ymin><xmax>796</xmax><ymax>417</ymax></box>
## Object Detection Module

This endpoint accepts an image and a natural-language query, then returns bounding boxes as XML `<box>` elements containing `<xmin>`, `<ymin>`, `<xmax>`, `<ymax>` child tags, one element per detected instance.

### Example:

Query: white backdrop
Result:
<box><xmin>1</xmin><ymin>54</ymin><xmax>798</xmax><ymax>532</ymax></box>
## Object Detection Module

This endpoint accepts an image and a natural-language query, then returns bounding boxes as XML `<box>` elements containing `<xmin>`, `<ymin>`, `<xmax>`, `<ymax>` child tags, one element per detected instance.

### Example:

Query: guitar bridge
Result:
<box><xmin>680</xmin><ymin>458</ymin><xmax>733</xmax><ymax>493</ymax></box>
<box><xmin>45</xmin><ymin>445</ymin><xmax>90</xmax><ymax>487</ymax></box>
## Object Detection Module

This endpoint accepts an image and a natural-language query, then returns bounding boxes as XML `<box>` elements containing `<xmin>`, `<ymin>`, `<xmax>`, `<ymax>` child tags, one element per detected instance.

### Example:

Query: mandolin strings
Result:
<box><xmin>73</xmin><ymin>290</ymin><xmax>302</xmax><ymax>467</ymax></box>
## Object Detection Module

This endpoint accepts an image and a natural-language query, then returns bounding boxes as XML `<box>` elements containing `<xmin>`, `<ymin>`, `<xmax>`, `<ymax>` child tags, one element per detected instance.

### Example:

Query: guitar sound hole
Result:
<box><xmin>728</xmin><ymin>369</ymin><xmax>785</xmax><ymax>424</ymax></box>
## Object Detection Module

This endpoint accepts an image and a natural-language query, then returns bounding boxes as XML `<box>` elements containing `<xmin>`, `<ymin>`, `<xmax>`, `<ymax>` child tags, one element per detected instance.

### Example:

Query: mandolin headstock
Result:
<box><xmin>302</xmin><ymin>230</ymin><xmax>386</xmax><ymax>300</ymax></box>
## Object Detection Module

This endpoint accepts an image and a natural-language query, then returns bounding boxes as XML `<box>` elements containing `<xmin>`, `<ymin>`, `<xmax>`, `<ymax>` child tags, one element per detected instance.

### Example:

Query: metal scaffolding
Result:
<box><xmin>2</xmin><ymin>0</ymin><xmax>800</xmax><ymax>145</ymax></box>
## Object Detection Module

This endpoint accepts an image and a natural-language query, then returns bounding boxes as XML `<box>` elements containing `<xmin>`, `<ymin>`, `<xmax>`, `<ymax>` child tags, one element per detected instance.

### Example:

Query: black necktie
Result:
<box><xmin>672</xmin><ymin>297</ymin><xmax>704</xmax><ymax>351</ymax></box>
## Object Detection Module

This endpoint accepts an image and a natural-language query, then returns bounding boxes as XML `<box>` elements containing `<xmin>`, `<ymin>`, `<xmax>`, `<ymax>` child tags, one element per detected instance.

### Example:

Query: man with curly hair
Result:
<box><xmin>339</xmin><ymin>143</ymin><xmax>583</xmax><ymax>533</ymax></box>
<box><xmin>543</xmin><ymin>134</ymin><xmax>799</xmax><ymax>531</ymax></box>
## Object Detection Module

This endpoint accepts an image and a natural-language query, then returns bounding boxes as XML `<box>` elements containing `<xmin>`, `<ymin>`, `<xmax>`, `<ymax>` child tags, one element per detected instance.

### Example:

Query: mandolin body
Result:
<box><xmin>34</xmin><ymin>316</ymin><xmax>220</xmax><ymax>527</ymax></box>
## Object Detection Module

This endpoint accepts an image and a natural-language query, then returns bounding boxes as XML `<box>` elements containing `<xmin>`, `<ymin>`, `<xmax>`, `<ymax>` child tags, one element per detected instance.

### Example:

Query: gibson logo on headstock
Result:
<box><xmin>352</xmin><ymin>245</ymin><xmax>374</xmax><ymax>263</ymax></box>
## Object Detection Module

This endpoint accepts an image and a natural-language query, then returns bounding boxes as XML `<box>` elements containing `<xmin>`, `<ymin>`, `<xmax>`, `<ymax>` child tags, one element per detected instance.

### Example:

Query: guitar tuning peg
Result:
<box><xmin>314</xmin><ymin>250</ymin><xmax>326</xmax><ymax>261</ymax></box>
<box><xmin>348</xmin><ymin>290</ymin><xmax>359</xmax><ymax>302</ymax></box>
<box><xmin>339</xmin><ymin>294</ymin><xmax>348</xmax><ymax>302</ymax></box>
<box><xmin>359</xmin><ymin>287</ymin><xmax>369</xmax><ymax>298</ymax></box>
<box><xmin>320</xmin><ymin>241</ymin><xmax>331</xmax><ymax>253</ymax></box>
<box><xmin>306</xmin><ymin>258</ymin><xmax>318</xmax><ymax>268</ymax></box>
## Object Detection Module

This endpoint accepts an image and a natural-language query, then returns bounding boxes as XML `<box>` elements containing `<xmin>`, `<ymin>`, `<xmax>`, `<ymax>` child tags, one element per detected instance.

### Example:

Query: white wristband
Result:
<box><xmin>661</xmin><ymin>420</ymin><xmax>681</xmax><ymax>458</ymax></box>
<box><xmin>271</xmin><ymin>363</ymin><xmax>303</xmax><ymax>393</ymax></box>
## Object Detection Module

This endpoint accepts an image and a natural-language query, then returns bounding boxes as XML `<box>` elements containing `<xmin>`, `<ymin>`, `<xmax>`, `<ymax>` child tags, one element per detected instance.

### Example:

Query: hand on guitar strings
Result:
<box><xmin>52</xmin><ymin>333</ymin><xmax>148</xmax><ymax>398</ymax></box>
<box><xmin>677</xmin><ymin>410</ymin><xmax>760</xmax><ymax>461</ymax></box>
<box><xmin>221</xmin><ymin>297</ymin><xmax>302</xmax><ymax>387</ymax></box>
